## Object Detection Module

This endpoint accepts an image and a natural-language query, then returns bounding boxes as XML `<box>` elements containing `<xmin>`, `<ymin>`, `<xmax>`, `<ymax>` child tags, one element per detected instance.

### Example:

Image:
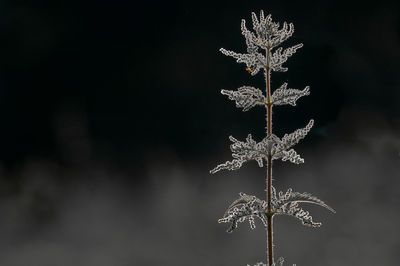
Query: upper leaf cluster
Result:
<box><xmin>220</xmin><ymin>10</ymin><xmax>303</xmax><ymax>74</ymax></box>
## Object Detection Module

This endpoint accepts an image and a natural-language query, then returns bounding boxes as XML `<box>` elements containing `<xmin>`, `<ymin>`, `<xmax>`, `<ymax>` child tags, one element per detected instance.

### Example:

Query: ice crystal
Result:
<box><xmin>221</xmin><ymin>87</ymin><xmax>266</xmax><ymax>111</ymax></box>
<box><xmin>271</xmin><ymin>186</ymin><xmax>335</xmax><ymax>227</ymax></box>
<box><xmin>248</xmin><ymin>257</ymin><xmax>295</xmax><ymax>266</ymax></box>
<box><xmin>218</xmin><ymin>193</ymin><xmax>268</xmax><ymax>233</ymax></box>
<box><xmin>220</xmin><ymin>10</ymin><xmax>301</xmax><ymax>75</ymax></box>
<box><xmin>271</xmin><ymin>83</ymin><xmax>310</xmax><ymax>106</ymax></box>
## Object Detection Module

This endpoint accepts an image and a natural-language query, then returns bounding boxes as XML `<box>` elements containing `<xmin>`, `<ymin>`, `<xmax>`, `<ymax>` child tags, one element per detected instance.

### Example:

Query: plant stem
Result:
<box><xmin>265</xmin><ymin>47</ymin><xmax>274</xmax><ymax>266</ymax></box>
<box><xmin>267</xmin><ymin>210</ymin><xmax>273</xmax><ymax>266</ymax></box>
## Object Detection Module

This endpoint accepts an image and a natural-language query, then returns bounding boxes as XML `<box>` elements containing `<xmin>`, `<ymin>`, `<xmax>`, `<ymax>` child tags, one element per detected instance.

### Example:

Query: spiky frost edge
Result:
<box><xmin>273</xmin><ymin>119</ymin><xmax>314</xmax><ymax>163</ymax></box>
<box><xmin>271</xmin><ymin>83</ymin><xmax>310</xmax><ymax>106</ymax></box>
<box><xmin>280</xmin><ymin>203</ymin><xmax>322</xmax><ymax>227</ymax></box>
<box><xmin>221</xmin><ymin>86</ymin><xmax>266</xmax><ymax>111</ymax></box>
<box><xmin>248</xmin><ymin>10</ymin><xmax>296</xmax><ymax>49</ymax></box>
<box><xmin>218</xmin><ymin>193</ymin><xmax>268</xmax><ymax>233</ymax></box>
<box><xmin>271</xmin><ymin>187</ymin><xmax>335</xmax><ymax>213</ymax></box>
<box><xmin>270</xmin><ymin>44</ymin><xmax>303</xmax><ymax>72</ymax></box>
<box><xmin>271</xmin><ymin>186</ymin><xmax>335</xmax><ymax>227</ymax></box>
<box><xmin>220</xmin><ymin>48</ymin><xmax>266</xmax><ymax>76</ymax></box>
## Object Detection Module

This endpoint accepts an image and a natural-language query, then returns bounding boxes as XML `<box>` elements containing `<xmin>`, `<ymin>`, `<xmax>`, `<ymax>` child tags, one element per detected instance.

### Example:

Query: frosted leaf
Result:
<box><xmin>241</xmin><ymin>19</ymin><xmax>260</xmax><ymax>53</ymax></box>
<box><xmin>271</xmin><ymin>185</ymin><xmax>277</xmax><ymax>202</ymax></box>
<box><xmin>281</xmin><ymin>149</ymin><xmax>304</xmax><ymax>164</ymax></box>
<box><xmin>209</xmin><ymin>159</ymin><xmax>244</xmax><ymax>173</ymax></box>
<box><xmin>269</xmin><ymin>21</ymin><xmax>295</xmax><ymax>48</ymax></box>
<box><xmin>210</xmin><ymin>134</ymin><xmax>280</xmax><ymax>173</ymax></box>
<box><xmin>210</xmin><ymin>120</ymin><xmax>313</xmax><ymax>170</ymax></box>
<box><xmin>221</xmin><ymin>86</ymin><xmax>266</xmax><ymax>111</ymax></box>
<box><xmin>271</xmin><ymin>83</ymin><xmax>310</xmax><ymax>106</ymax></box>
<box><xmin>270</xmin><ymin>44</ymin><xmax>303</xmax><ymax>72</ymax></box>
<box><xmin>247</xmin><ymin>10</ymin><xmax>295</xmax><ymax>49</ymax></box>
<box><xmin>218</xmin><ymin>193</ymin><xmax>268</xmax><ymax>233</ymax></box>
<box><xmin>230</xmin><ymin>134</ymin><xmax>265</xmax><ymax>167</ymax></box>
<box><xmin>284</xmin><ymin>204</ymin><xmax>321</xmax><ymax>227</ymax></box>
<box><xmin>219</xmin><ymin>48</ymin><xmax>266</xmax><ymax>76</ymax></box>
<box><xmin>271</xmin><ymin>187</ymin><xmax>335</xmax><ymax>213</ymax></box>
<box><xmin>247</xmin><ymin>257</ymin><xmax>295</xmax><ymax>266</ymax></box>
<box><xmin>272</xmin><ymin>119</ymin><xmax>314</xmax><ymax>164</ymax></box>
<box><xmin>248</xmin><ymin>215</ymin><xmax>256</xmax><ymax>229</ymax></box>
<box><xmin>271</xmin><ymin>186</ymin><xmax>335</xmax><ymax>227</ymax></box>
<box><xmin>279</xmin><ymin>119</ymin><xmax>314</xmax><ymax>149</ymax></box>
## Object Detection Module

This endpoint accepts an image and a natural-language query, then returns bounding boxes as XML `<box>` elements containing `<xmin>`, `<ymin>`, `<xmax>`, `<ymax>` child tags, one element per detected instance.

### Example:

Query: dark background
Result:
<box><xmin>0</xmin><ymin>0</ymin><xmax>399</xmax><ymax>265</ymax></box>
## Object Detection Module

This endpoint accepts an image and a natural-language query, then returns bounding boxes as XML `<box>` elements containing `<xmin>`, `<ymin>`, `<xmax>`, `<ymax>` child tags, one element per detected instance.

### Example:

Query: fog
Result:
<box><xmin>0</xmin><ymin>108</ymin><xmax>398</xmax><ymax>266</ymax></box>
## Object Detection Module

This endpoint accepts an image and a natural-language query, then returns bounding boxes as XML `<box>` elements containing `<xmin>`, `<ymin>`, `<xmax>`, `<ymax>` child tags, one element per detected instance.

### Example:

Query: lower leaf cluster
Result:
<box><xmin>218</xmin><ymin>188</ymin><xmax>334</xmax><ymax>233</ymax></box>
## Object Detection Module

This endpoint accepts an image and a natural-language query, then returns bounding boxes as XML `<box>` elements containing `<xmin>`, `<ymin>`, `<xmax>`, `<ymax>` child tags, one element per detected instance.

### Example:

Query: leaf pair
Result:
<box><xmin>218</xmin><ymin>188</ymin><xmax>335</xmax><ymax>233</ymax></box>
<box><xmin>210</xmin><ymin>120</ymin><xmax>314</xmax><ymax>174</ymax></box>
<box><xmin>221</xmin><ymin>83</ymin><xmax>310</xmax><ymax>112</ymax></box>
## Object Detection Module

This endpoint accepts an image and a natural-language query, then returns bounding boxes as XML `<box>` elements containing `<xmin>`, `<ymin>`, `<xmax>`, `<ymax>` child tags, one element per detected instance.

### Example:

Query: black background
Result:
<box><xmin>0</xmin><ymin>0</ymin><xmax>399</xmax><ymax>265</ymax></box>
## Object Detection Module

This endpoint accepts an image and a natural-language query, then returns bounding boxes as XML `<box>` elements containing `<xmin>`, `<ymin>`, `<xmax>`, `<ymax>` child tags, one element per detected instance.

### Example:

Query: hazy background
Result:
<box><xmin>0</xmin><ymin>0</ymin><xmax>399</xmax><ymax>265</ymax></box>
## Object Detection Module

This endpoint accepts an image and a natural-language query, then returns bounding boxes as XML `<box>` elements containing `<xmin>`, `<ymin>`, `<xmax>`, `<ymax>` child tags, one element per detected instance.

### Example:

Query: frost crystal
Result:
<box><xmin>218</xmin><ymin>193</ymin><xmax>268</xmax><ymax>233</ymax></box>
<box><xmin>220</xmin><ymin>10</ymin><xmax>301</xmax><ymax>75</ymax></box>
<box><xmin>221</xmin><ymin>87</ymin><xmax>266</xmax><ymax>111</ymax></box>
<box><xmin>271</xmin><ymin>83</ymin><xmax>310</xmax><ymax>106</ymax></box>
<box><xmin>271</xmin><ymin>186</ymin><xmax>335</xmax><ymax>227</ymax></box>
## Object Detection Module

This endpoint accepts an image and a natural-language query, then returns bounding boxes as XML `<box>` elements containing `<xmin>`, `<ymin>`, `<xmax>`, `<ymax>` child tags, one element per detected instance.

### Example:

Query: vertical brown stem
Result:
<box><xmin>266</xmin><ymin>155</ymin><xmax>273</xmax><ymax>266</ymax></box>
<box><xmin>267</xmin><ymin>212</ymin><xmax>273</xmax><ymax>266</ymax></box>
<box><xmin>267</xmin><ymin>105</ymin><xmax>272</xmax><ymax>135</ymax></box>
<box><xmin>265</xmin><ymin>47</ymin><xmax>274</xmax><ymax>266</ymax></box>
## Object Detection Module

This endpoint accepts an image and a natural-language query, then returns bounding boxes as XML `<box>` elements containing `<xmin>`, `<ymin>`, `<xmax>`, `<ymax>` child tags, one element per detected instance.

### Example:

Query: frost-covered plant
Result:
<box><xmin>211</xmin><ymin>11</ymin><xmax>335</xmax><ymax>266</ymax></box>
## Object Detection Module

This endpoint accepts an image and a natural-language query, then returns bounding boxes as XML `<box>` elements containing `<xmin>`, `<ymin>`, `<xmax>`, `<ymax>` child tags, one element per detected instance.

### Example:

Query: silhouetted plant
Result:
<box><xmin>211</xmin><ymin>11</ymin><xmax>335</xmax><ymax>266</ymax></box>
